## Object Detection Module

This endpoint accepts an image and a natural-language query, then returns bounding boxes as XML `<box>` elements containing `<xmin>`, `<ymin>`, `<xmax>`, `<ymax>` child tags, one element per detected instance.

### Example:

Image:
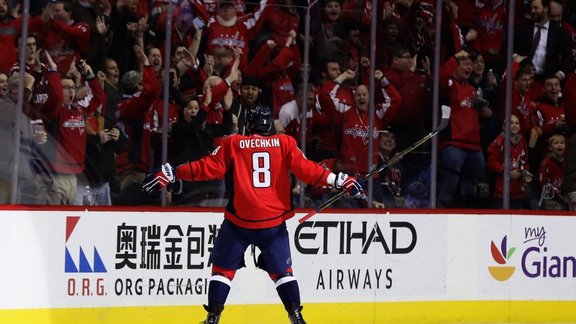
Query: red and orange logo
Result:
<box><xmin>488</xmin><ymin>235</ymin><xmax>516</xmax><ymax>281</ymax></box>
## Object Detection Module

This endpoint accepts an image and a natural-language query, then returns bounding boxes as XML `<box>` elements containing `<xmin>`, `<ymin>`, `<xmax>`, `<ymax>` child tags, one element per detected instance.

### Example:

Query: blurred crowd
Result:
<box><xmin>0</xmin><ymin>0</ymin><xmax>575</xmax><ymax>211</ymax></box>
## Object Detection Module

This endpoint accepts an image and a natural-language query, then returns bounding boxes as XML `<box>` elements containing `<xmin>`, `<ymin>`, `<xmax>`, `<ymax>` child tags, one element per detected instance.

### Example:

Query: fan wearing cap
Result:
<box><xmin>114</xmin><ymin>45</ymin><xmax>162</xmax><ymax>197</ymax></box>
<box><xmin>143</xmin><ymin>105</ymin><xmax>365</xmax><ymax>324</ymax></box>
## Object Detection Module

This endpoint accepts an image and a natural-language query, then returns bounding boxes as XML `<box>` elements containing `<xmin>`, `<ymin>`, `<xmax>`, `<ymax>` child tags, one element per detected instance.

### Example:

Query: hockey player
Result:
<box><xmin>143</xmin><ymin>105</ymin><xmax>364</xmax><ymax>324</ymax></box>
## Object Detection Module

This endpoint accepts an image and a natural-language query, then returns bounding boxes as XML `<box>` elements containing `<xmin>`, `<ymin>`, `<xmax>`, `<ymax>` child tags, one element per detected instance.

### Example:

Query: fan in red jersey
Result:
<box><xmin>143</xmin><ymin>105</ymin><xmax>364</xmax><ymax>324</ymax></box>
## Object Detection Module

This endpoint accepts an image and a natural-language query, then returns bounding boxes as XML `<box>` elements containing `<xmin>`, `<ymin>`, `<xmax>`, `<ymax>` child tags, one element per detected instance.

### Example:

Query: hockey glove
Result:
<box><xmin>335</xmin><ymin>172</ymin><xmax>366</xmax><ymax>199</ymax></box>
<box><xmin>142</xmin><ymin>163</ymin><xmax>176</xmax><ymax>194</ymax></box>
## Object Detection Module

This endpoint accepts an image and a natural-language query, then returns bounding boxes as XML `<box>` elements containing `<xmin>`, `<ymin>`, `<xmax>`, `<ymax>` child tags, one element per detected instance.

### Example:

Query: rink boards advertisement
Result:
<box><xmin>0</xmin><ymin>209</ymin><xmax>575</xmax><ymax>323</ymax></box>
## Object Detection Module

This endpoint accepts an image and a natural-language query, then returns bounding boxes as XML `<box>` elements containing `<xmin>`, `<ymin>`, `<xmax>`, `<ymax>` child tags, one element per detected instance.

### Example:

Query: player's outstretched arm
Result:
<box><xmin>285</xmin><ymin>136</ymin><xmax>365</xmax><ymax>198</ymax></box>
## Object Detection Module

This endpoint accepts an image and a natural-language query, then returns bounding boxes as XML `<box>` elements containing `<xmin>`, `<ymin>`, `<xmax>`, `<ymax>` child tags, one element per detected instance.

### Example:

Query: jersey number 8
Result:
<box><xmin>252</xmin><ymin>152</ymin><xmax>271</xmax><ymax>188</ymax></box>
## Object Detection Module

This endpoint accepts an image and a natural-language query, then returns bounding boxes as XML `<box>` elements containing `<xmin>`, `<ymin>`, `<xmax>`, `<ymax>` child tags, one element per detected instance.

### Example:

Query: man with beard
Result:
<box><xmin>222</xmin><ymin>75</ymin><xmax>267</xmax><ymax>135</ymax></box>
<box><xmin>514</xmin><ymin>0</ymin><xmax>573</xmax><ymax>83</ymax></box>
<box><xmin>549</xmin><ymin>0</ymin><xmax>576</xmax><ymax>63</ymax></box>
<box><xmin>376</xmin><ymin>18</ymin><xmax>401</xmax><ymax>69</ymax></box>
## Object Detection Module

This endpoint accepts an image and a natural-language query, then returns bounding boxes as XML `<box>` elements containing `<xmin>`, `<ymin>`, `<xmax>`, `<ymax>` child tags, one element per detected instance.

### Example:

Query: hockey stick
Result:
<box><xmin>299</xmin><ymin>105</ymin><xmax>452</xmax><ymax>223</ymax></box>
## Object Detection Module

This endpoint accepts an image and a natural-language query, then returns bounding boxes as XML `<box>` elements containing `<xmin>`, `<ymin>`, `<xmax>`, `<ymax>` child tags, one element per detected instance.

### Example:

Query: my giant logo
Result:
<box><xmin>488</xmin><ymin>235</ymin><xmax>516</xmax><ymax>281</ymax></box>
<box><xmin>489</xmin><ymin>226</ymin><xmax>576</xmax><ymax>282</ymax></box>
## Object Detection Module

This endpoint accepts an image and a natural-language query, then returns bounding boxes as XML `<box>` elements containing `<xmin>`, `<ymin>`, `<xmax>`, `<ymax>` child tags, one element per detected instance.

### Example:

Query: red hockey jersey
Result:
<box><xmin>30</xmin><ymin>17</ymin><xmax>91</xmax><ymax>75</ymax></box>
<box><xmin>440</xmin><ymin>57</ymin><xmax>483</xmax><ymax>151</ymax></box>
<box><xmin>176</xmin><ymin>134</ymin><xmax>332</xmax><ymax>229</ymax></box>
<box><xmin>539</xmin><ymin>155</ymin><xmax>565</xmax><ymax>190</ymax></box>
<box><xmin>41</xmin><ymin>74</ymin><xmax>104</xmax><ymax>174</ymax></box>
<box><xmin>472</xmin><ymin>1</ymin><xmax>506</xmax><ymax>59</ymax></box>
<box><xmin>534</xmin><ymin>100</ymin><xmax>566</xmax><ymax>138</ymax></box>
<box><xmin>204</xmin><ymin>17</ymin><xmax>250</xmax><ymax>56</ymax></box>
<box><xmin>487</xmin><ymin>133</ymin><xmax>530</xmax><ymax>199</ymax></box>
<box><xmin>337</xmin><ymin>85</ymin><xmax>401</xmax><ymax>176</ymax></box>
<box><xmin>115</xmin><ymin>66</ymin><xmax>162</xmax><ymax>173</ymax></box>
<box><xmin>500</xmin><ymin>87</ymin><xmax>535</xmax><ymax>139</ymax></box>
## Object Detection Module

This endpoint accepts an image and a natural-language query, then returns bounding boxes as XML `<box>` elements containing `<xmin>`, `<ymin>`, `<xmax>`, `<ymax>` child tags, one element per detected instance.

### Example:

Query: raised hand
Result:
<box><xmin>133</xmin><ymin>45</ymin><xmax>149</xmax><ymax>66</ymax></box>
<box><xmin>204</xmin><ymin>54</ymin><xmax>215</xmax><ymax>76</ymax></box>
<box><xmin>96</xmin><ymin>16</ymin><xmax>108</xmax><ymax>35</ymax></box>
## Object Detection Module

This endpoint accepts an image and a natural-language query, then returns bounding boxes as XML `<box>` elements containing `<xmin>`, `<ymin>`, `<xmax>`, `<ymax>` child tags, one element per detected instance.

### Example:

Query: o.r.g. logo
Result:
<box><xmin>488</xmin><ymin>235</ymin><xmax>516</xmax><ymax>281</ymax></box>
<box><xmin>65</xmin><ymin>216</ymin><xmax>107</xmax><ymax>273</ymax></box>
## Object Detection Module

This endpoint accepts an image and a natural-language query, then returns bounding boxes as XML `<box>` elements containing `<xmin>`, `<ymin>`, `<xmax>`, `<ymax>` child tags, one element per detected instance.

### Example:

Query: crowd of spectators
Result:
<box><xmin>0</xmin><ymin>0</ymin><xmax>575</xmax><ymax>211</ymax></box>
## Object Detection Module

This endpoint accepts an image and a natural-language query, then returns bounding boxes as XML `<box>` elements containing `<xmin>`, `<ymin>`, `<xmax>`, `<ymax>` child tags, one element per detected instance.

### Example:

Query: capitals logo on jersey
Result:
<box><xmin>344</xmin><ymin>127</ymin><xmax>378</xmax><ymax>145</ymax></box>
